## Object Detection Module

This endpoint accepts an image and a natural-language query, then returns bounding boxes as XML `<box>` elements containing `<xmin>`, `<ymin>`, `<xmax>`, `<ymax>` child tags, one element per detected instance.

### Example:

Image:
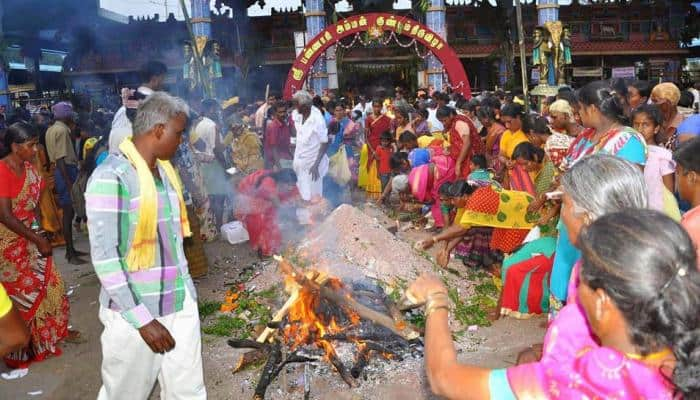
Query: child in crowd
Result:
<box><xmin>467</xmin><ymin>154</ymin><xmax>493</xmax><ymax>184</ymax></box>
<box><xmin>400</xmin><ymin>132</ymin><xmax>431</xmax><ymax>168</ymax></box>
<box><xmin>373</xmin><ymin>131</ymin><xmax>395</xmax><ymax>192</ymax></box>
<box><xmin>413</xmin><ymin>109</ymin><xmax>431</xmax><ymax>137</ymax></box>
<box><xmin>673</xmin><ymin>136</ymin><xmax>700</xmax><ymax>264</ymax></box>
<box><xmin>632</xmin><ymin>104</ymin><xmax>680</xmax><ymax>220</ymax></box>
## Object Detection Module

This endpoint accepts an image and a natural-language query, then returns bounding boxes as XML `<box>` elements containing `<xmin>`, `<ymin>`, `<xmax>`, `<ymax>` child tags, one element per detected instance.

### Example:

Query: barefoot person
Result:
<box><xmin>86</xmin><ymin>93</ymin><xmax>206</xmax><ymax>399</ymax></box>
<box><xmin>408</xmin><ymin>209</ymin><xmax>700</xmax><ymax>399</ymax></box>
<box><xmin>0</xmin><ymin>122</ymin><xmax>75</xmax><ymax>369</ymax></box>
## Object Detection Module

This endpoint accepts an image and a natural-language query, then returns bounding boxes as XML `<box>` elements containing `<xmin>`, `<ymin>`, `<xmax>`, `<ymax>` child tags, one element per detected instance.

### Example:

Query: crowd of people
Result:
<box><xmin>1</xmin><ymin>56</ymin><xmax>700</xmax><ymax>398</ymax></box>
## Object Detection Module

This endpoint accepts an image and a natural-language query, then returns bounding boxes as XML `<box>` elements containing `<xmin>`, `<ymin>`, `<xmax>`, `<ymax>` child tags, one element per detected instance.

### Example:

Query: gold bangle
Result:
<box><xmin>426</xmin><ymin>291</ymin><xmax>449</xmax><ymax>303</ymax></box>
<box><xmin>426</xmin><ymin>304</ymin><xmax>450</xmax><ymax>318</ymax></box>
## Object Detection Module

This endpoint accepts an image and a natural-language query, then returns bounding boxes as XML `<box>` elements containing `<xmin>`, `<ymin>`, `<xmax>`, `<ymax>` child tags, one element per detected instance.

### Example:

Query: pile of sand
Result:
<box><xmin>297</xmin><ymin>204</ymin><xmax>436</xmax><ymax>285</ymax></box>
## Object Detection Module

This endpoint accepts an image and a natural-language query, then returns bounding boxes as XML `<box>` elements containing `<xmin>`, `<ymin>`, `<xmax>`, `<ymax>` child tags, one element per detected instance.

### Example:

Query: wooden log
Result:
<box><xmin>227</xmin><ymin>339</ymin><xmax>270</xmax><ymax>350</ymax></box>
<box><xmin>253</xmin><ymin>342</ymin><xmax>282</xmax><ymax>400</ymax></box>
<box><xmin>328</xmin><ymin>349</ymin><xmax>355</xmax><ymax>388</ymax></box>
<box><xmin>278</xmin><ymin>257</ymin><xmax>420</xmax><ymax>340</ymax></box>
<box><xmin>350</xmin><ymin>346</ymin><xmax>371</xmax><ymax>379</ymax></box>
<box><xmin>232</xmin><ymin>348</ymin><xmax>268</xmax><ymax>373</ymax></box>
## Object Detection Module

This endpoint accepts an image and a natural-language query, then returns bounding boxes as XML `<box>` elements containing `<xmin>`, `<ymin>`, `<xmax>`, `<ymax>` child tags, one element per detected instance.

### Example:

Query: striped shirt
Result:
<box><xmin>85</xmin><ymin>154</ymin><xmax>196</xmax><ymax>329</ymax></box>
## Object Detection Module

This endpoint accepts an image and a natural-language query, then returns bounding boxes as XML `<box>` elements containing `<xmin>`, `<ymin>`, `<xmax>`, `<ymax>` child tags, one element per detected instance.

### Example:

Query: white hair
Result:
<box><xmin>292</xmin><ymin>90</ymin><xmax>313</xmax><ymax>107</ymax></box>
<box><xmin>132</xmin><ymin>92</ymin><xmax>190</xmax><ymax>136</ymax></box>
<box><xmin>562</xmin><ymin>154</ymin><xmax>648</xmax><ymax>219</ymax></box>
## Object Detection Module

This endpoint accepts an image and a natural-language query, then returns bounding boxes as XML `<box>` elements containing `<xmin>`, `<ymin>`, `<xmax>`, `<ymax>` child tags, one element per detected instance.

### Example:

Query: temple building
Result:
<box><xmin>1</xmin><ymin>0</ymin><xmax>697</xmax><ymax>106</ymax></box>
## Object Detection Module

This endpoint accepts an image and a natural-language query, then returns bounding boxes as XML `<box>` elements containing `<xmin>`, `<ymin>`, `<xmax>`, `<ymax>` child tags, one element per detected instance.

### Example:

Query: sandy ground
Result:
<box><xmin>0</xmin><ymin>201</ymin><xmax>546</xmax><ymax>400</ymax></box>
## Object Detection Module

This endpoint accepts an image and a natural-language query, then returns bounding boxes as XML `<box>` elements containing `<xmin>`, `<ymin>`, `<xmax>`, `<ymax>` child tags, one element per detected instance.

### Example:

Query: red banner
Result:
<box><xmin>283</xmin><ymin>13</ymin><xmax>471</xmax><ymax>99</ymax></box>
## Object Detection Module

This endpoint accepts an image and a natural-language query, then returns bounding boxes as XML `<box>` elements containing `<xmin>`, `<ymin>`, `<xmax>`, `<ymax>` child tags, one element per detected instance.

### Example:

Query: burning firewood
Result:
<box><xmin>276</xmin><ymin>256</ymin><xmax>420</xmax><ymax>341</ymax></box>
<box><xmin>350</xmin><ymin>345</ymin><xmax>371</xmax><ymax>379</ymax></box>
<box><xmin>253</xmin><ymin>342</ymin><xmax>282</xmax><ymax>400</ymax></box>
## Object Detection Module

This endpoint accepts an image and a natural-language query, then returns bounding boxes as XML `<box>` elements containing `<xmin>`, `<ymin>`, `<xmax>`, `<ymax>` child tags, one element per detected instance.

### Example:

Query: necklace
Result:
<box><xmin>625</xmin><ymin>347</ymin><xmax>672</xmax><ymax>362</ymax></box>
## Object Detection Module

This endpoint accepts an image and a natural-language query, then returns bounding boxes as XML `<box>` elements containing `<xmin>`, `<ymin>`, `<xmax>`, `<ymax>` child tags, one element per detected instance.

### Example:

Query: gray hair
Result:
<box><xmin>292</xmin><ymin>90</ymin><xmax>313</xmax><ymax>107</ymax></box>
<box><xmin>562</xmin><ymin>154</ymin><xmax>648</xmax><ymax>220</ymax></box>
<box><xmin>132</xmin><ymin>92</ymin><xmax>190</xmax><ymax>136</ymax></box>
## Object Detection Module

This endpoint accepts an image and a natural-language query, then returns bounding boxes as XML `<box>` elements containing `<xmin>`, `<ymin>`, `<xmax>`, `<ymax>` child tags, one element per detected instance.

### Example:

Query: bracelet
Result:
<box><xmin>426</xmin><ymin>303</ymin><xmax>450</xmax><ymax>318</ymax></box>
<box><xmin>432</xmin><ymin>236</ymin><xmax>438</xmax><ymax>244</ymax></box>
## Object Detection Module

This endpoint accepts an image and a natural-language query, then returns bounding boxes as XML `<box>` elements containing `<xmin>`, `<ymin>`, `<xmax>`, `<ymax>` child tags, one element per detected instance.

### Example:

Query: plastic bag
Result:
<box><xmin>328</xmin><ymin>146</ymin><xmax>351</xmax><ymax>185</ymax></box>
<box><xmin>221</xmin><ymin>221</ymin><xmax>250</xmax><ymax>245</ymax></box>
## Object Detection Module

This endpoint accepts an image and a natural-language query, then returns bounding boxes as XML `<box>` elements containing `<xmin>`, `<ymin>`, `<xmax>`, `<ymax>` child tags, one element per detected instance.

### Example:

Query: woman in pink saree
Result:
<box><xmin>408</xmin><ymin>152</ymin><xmax>456</xmax><ymax>229</ymax></box>
<box><xmin>407</xmin><ymin>209</ymin><xmax>700</xmax><ymax>399</ymax></box>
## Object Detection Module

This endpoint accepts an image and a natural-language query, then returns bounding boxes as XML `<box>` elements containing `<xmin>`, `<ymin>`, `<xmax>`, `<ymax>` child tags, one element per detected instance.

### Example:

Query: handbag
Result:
<box><xmin>328</xmin><ymin>146</ymin><xmax>351</xmax><ymax>185</ymax></box>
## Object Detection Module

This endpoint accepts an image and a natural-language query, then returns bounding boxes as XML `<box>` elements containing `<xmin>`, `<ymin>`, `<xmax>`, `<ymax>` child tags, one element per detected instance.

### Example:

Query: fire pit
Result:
<box><xmin>228</xmin><ymin>257</ymin><xmax>423</xmax><ymax>399</ymax></box>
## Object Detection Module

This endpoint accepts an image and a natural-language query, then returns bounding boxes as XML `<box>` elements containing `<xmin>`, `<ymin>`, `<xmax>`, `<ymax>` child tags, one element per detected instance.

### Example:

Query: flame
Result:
<box><xmin>281</xmin><ymin>268</ymin><xmax>360</xmax><ymax>361</ymax></box>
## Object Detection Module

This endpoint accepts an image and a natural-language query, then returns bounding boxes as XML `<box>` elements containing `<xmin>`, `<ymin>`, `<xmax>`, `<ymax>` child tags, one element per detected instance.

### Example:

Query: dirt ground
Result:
<box><xmin>0</xmin><ymin>202</ymin><xmax>546</xmax><ymax>400</ymax></box>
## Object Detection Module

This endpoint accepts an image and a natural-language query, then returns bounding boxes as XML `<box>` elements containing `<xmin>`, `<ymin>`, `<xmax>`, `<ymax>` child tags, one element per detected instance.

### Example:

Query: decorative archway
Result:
<box><xmin>283</xmin><ymin>13</ymin><xmax>471</xmax><ymax>99</ymax></box>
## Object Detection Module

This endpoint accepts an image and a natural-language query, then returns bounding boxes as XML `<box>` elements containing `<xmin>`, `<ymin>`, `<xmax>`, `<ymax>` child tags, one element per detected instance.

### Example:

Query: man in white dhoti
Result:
<box><xmin>291</xmin><ymin>90</ymin><xmax>329</xmax><ymax>201</ymax></box>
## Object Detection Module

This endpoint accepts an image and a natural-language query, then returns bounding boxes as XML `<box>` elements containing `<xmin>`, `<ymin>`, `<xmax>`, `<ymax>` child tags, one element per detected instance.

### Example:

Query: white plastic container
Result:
<box><xmin>221</xmin><ymin>221</ymin><xmax>250</xmax><ymax>244</ymax></box>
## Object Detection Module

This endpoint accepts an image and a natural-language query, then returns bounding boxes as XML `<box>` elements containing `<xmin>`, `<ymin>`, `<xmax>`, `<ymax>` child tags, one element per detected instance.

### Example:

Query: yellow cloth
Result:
<box><xmin>232</xmin><ymin>131</ymin><xmax>264</xmax><ymax>174</ymax></box>
<box><xmin>82</xmin><ymin>137</ymin><xmax>100</xmax><ymax>160</ymax></box>
<box><xmin>358</xmin><ymin>144</ymin><xmax>369</xmax><ymax>189</ymax></box>
<box><xmin>459</xmin><ymin>186</ymin><xmax>536</xmax><ymax>229</ymax></box>
<box><xmin>417</xmin><ymin>133</ymin><xmax>447</xmax><ymax>148</ymax></box>
<box><xmin>358</xmin><ymin>144</ymin><xmax>382</xmax><ymax>196</ymax></box>
<box><xmin>662</xmin><ymin>187</ymin><xmax>682</xmax><ymax>222</ymax></box>
<box><xmin>0</xmin><ymin>284</ymin><xmax>12</xmax><ymax>318</ymax></box>
<box><xmin>499</xmin><ymin>129</ymin><xmax>529</xmax><ymax>159</ymax></box>
<box><xmin>119</xmin><ymin>138</ymin><xmax>191</xmax><ymax>272</ymax></box>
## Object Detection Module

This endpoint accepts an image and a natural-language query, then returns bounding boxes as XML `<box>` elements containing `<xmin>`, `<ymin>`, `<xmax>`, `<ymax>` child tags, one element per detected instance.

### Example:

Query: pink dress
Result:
<box><xmin>499</xmin><ymin>301</ymin><xmax>676</xmax><ymax>399</ymax></box>
<box><xmin>644</xmin><ymin>145</ymin><xmax>675</xmax><ymax>213</ymax></box>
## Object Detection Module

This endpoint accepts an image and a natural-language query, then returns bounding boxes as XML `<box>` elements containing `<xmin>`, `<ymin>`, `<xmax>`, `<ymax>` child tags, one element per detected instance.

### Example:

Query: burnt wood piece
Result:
<box><xmin>327</xmin><ymin>349</ymin><xmax>356</xmax><ymax>388</ymax></box>
<box><xmin>279</xmin><ymin>259</ymin><xmax>419</xmax><ymax>340</ymax></box>
<box><xmin>271</xmin><ymin>352</ymin><xmax>317</xmax><ymax>378</ymax></box>
<box><xmin>364</xmin><ymin>341</ymin><xmax>404</xmax><ymax>362</ymax></box>
<box><xmin>350</xmin><ymin>347</ymin><xmax>371</xmax><ymax>379</ymax></box>
<box><xmin>227</xmin><ymin>339</ymin><xmax>270</xmax><ymax>350</ymax></box>
<box><xmin>321</xmin><ymin>333</ymin><xmax>407</xmax><ymax>344</ymax></box>
<box><xmin>253</xmin><ymin>342</ymin><xmax>283</xmax><ymax>400</ymax></box>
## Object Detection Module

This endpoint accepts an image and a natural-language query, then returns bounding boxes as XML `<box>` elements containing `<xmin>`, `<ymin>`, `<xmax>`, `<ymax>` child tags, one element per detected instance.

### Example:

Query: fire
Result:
<box><xmin>281</xmin><ymin>269</ymin><xmax>360</xmax><ymax>362</ymax></box>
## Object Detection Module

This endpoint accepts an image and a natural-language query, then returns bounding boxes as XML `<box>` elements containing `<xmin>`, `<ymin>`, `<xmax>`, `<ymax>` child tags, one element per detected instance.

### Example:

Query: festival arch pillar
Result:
<box><xmin>191</xmin><ymin>0</ymin><xmax>211</xmax><ymax>38</ymax></box>
<box><xmin>0</xmin><ymin>1</ymin><xmax>8</xmax><ymax>108</ymax></box>
<box><xmin>537</xmin><ymin>0</ymin><xmax>559</xmax><ymax>25</ymax></box>
<box><xmin>305</xmin><ymin>0</ymin><xmax>328</xmax><ymax>95</ymax></box>
<box><xmin>425</xmin><ymin>0</ymin><xmax>447</xmax><ymax>93</ymax></box>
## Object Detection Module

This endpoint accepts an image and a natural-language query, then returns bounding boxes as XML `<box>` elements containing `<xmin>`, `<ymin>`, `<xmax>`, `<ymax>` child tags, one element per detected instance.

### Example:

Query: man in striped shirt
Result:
<box><xmin>86</xmin><ymin>92</ymin><xmax>206</xmax><ymax>400</ymax></box>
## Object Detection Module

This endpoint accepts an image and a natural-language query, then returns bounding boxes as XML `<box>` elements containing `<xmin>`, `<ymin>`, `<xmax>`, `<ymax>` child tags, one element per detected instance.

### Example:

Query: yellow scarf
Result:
<box><xmin>119</xmin><ymin>138</ymin><xmax>191</xmax><ymax>272</ymax></box>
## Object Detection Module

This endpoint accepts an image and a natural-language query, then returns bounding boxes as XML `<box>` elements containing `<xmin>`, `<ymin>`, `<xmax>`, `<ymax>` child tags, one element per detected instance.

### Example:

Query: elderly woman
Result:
<box><xmin>546</xmin><ymin>99</ymin><xmax>577</xmax><ymax>169</ymax></box>
<box><xmin>408</xmin><ymin>209</ymin><xmax>700</xmax><ymax>399</ymax></box>
<box><xmin>651</xmin><ymin>82</ymin><xmax>686</xmax><ymax>150</ymax></box>
<box><xmin>501</xmin><ymin>155</ymin><xmax>648</xmax><ymax>319</ymax></box>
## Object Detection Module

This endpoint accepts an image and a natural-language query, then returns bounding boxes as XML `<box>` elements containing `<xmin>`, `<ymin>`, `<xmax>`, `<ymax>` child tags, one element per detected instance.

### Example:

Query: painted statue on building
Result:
<box><xmin>532</xmin><ymin>21</ymin><xmax>572</xmax><ymax>86</ymax></box>
<box><xmin>182</xmin><ymin>38</ymin><xmax>223</xmax><ymax>98</ymax></box>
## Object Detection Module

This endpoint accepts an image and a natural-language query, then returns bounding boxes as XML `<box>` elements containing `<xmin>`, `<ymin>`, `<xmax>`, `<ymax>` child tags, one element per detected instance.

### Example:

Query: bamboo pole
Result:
<box><xmin>515</xmin><ymin>0</ymin><xmax>529</xmax><ymax>113</ymax></box>
<box><xmin>178</xmin><ymin>0</ymin><xmax>212</xmax><ymax>98</ymax></box>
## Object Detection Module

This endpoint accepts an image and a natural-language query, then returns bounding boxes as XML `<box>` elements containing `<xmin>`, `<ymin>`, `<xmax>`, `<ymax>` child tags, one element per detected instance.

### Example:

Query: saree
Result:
<box><xmin>494</xmin><ymin>302</ymin><xmax>675</xmax><ymax>399</ymax></box>
<box><xmin>550</xmin><ymin>126</ymin><xmax>647</xmax><ymax>312</ymax></box>
<box><xmin>171</xmin><ymin>131</ymin><xmax>218</xmax><ymax>241</ymax></box>
<box><xmin>235</xmin><ymin>170</ymin><xmax>296</xmax><ymax>256</ymax></box>
<box><xmin>409</xmin><ymin>154</ymin><xmax>456</xmax><ymax>228</ymax></box>
<box><xmin>447</xmin><ymin>115</ymin><xmax>484</xmax><ymax>179</ymax></box>
<box><xmin>500</xmin><ymin>237</ymin><xmax>557</xmax><ymax>318</ymax></box>
<box><xmin>0</xmin><ymin>162</ymin><xmax>69</xmax><ymax>368</ymax></box>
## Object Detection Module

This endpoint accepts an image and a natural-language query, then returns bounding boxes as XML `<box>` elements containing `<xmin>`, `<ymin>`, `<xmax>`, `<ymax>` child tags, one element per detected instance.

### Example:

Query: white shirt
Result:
<box><xmin>191</xmin><ymin>117</ymin><xmax>218</xmax><ymax>161</ymax></box>
<box><xmin>108</xmin><ymin>86</ymin><xmax>155</xmax><ymax>153</ymax></box>
<box><xmin>352</xmin><ymin>102</ymin><xmax>373</xmax><ymax>120</ymax></box>
<box><xmin>427</xmin><ymin>107</ymin><xmax>444</xmax><ymax>133</ymax></box>
<box><xmin>292</xmin><ymin>106</ymin><xmax>328</xmax><ymax>171</ymax></box>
